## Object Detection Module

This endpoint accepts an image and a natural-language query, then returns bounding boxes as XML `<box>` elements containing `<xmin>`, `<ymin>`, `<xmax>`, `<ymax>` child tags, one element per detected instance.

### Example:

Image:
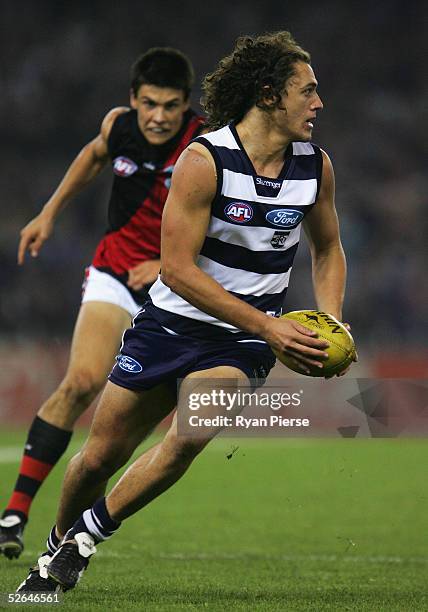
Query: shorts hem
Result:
<box><xmin>185</xmin><ymin>360</ymin><xmax>252</xmax><ymax>379</ymax></box>
<box><xmin>108</xmin><ymin>374</ymin><xmax>154</xmax><ymax>393</ymax></box>
<box><xmin>82</xmin><ymin>295</ymin><xmax>135</xmax><ymax>315</ymax></box>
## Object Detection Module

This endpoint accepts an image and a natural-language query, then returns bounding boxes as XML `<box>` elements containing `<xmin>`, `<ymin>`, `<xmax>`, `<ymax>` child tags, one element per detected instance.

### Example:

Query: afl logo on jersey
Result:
<box><xmin>116</xmin><ymin>354</ymin><xmax>143</xmax><ymax>373</ymax></box>
<box><xmin>225</xmin><ymin>202</ymin><xmax>253</xmax><ymax>224</ymax></box>
<box><xmin>163</xmin><ymin>164</ymin><xmax>175</xmax><ymax>190</ymax></box>
<box><xmin>265</xmin><ymin>208</ymin><xmax>304</xmax><ymax>228</ymax></box>
<box><xmin>113</xmin><ymin>156</ymin><xmax>138</xmax><ymax>177</ymax></box>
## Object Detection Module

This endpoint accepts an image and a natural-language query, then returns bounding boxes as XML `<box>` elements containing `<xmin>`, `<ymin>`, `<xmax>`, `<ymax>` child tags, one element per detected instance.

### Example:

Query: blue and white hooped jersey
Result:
<box><xmin>149</xmin><ymin>122</ymin><xmax>323</xmax><ymax>338</ymax></box>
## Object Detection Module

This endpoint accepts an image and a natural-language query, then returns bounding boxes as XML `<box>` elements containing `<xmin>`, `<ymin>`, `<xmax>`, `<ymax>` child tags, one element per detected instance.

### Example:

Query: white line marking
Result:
<box><xmin>19</xmin><ymin>550</ymin><xmax>428</xmax><ymax>564</ymax></box>
<box><xmin>155</xmin><ymin>552</ymin><xmax>428</xmax><ymax>564</ymax></box>
<box><xmin>0</xmin><ymin>447</ymin><xmax>25</xmax><ymax>463</ymax></box>
<box><xmin>0</xmin><ymin>443</ymin><xmax>86</xmax><ymax>463</ymax></box>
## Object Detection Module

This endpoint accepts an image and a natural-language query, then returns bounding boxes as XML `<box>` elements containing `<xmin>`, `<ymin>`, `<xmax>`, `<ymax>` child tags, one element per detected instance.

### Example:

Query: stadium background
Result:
<box><xmin>2</xmin><ymin>0</ymin><xmax>427</xmax><ymax>339</ymax></box>
<box><xmin>0</xmin><ymin>3</ymin><xmax>427</xmax><ymax>609</ymax></box>
<box><xmin>0</xmin><ymin>0</ymin><xmax>428</xmax><ymax>418</ymax></box>
<box><xmin>1</xmin><ymin>1</ymin><xmax>427</xmax><ymax>422</ymax></box>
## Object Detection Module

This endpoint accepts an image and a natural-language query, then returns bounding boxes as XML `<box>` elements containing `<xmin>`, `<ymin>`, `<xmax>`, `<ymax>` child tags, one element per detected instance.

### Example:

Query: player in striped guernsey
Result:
<box><xmin>1</xmin><ymin>47</ymin><xmax>203</xmax><ymax>563</ymax></box>
<box><xmin>149</xmin><ymin>125</ymin><xmax>323</xmax><ymax>331</ymax></box>
<box><xmin>15</xmin><ymin>31</ymin><xmax>353</xmax><ymax>592</ymax></box>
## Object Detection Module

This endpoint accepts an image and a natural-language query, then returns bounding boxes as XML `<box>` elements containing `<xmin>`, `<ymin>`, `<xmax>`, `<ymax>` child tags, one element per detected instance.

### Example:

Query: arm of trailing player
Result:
<box><xmin>302</xmin><ymin>149</ymin><xmax>347</xmax><ymax>322</ymax></box>
<box><xmin>17</xmin><ymin>107</ymin><xmax>129</xmax><ymax>264</ymax></box>
<box><xmin>127</xmin><ymin>259</ymin><xmax>161</xmax><ymax>291</ymax></box>
<box><xmin>160</xmin><ymin>144</ymin><xmax>329</xmax><ymax>368</ymax></box>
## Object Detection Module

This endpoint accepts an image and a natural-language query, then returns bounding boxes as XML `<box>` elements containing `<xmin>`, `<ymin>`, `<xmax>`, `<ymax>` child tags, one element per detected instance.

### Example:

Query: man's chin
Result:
<box><xmin>298</xmin><ymin>130</ymin><xmax>313</xmax><ymax>143</ymax></box>
<box><xmin>144</xmin><ymin>132</ymin><xmax>171</xmax><ymax>145</ymax></box>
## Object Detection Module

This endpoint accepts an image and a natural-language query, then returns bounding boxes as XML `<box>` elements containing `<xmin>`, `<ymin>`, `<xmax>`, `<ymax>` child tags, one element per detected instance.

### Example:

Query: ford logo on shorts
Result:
<box><xmin>225</xmin><ymin>202</ymin><xmax>253</xmax><ymax>223</ymax></box>
<box><xmin>117</xmin><ymin>355</ymin><xmax>143</xmax><ymax>373</ymax></box>
<box><xmin>265</xmin><ymin>209</ymin><xmax>304</xmax><ymax>228</ymax></box>
<box><xmin>113</xmin><ymin>156</ymin><xmax>138</xmax><ymax>177</ymax></box>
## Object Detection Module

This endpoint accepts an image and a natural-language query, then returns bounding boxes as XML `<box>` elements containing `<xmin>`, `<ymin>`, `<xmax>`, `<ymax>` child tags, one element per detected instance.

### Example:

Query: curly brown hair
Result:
<box><xmin>201</xmin><ymin>31</ymin><xmax>310</xmax><ymax>129</ymax></box>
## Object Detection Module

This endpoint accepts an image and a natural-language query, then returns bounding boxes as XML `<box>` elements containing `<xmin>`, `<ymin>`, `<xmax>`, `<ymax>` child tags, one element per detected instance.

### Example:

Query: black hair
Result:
<box><xmin>131</xmin><ymin>47</ymin><xmax>194</xmax><ymax>99</ymax></box>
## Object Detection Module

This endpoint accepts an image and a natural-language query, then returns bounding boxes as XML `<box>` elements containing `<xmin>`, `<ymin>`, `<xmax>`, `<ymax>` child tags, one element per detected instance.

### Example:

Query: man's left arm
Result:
<box><xmin>302</xmin><ymin>149</ymin><xmax>346</xmax><ymax>322</ymax></box>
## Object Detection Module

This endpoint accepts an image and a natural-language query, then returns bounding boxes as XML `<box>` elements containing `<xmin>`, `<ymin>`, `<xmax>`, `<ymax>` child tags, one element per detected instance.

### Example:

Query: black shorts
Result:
<box><xmin>109</xmin><ymin>306</ymin><xmax>275</xmax><ymax>394</ymax></box>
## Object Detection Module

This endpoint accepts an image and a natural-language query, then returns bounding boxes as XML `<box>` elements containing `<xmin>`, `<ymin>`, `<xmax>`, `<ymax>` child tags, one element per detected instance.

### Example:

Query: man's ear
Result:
<box><xmin>261</xmin><ymin>85</ymin><xmax>280</xmax><ymax>108</ymax></box>
<box><xmin>130</xmin><ymin>89</ymin><xmax>138</xmax><ymax>109</ymax></box>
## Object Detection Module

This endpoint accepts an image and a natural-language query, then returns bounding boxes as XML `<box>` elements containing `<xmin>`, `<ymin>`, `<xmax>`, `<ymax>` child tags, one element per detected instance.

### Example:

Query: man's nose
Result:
<box><xmin>152</xmin><ymin>106</ymin><xmax>166</xmax><ymax>122</ymax></box>
<box><xmin>313</xmin><ymin>93</ymin><xmax>323</xmax><ymax>110</ymax></box>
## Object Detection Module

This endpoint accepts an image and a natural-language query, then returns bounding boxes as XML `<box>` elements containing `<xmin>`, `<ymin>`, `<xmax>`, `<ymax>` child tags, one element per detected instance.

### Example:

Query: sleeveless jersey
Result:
<box><xmin>149</xmin><ymin>122</ymin><xmax>323</xmax><ymax>340</ymax></box>
<box><xmin>91</xmin><ymin>108</ymin><xmax>204</xmax><ymax>300</ymax></box>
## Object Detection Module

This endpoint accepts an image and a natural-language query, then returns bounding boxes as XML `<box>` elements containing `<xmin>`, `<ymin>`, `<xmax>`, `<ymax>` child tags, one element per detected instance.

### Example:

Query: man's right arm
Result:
<box><xmin>17</xmin><ymin>106</ymin><xmax>128</xmax><ymax>264</ymax></box>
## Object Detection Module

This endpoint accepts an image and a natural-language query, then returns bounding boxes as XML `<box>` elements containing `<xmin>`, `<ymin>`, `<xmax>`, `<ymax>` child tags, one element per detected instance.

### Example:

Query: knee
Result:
<box><xmin>60</xmin><ymin>369</ymin><xmax>103</xmax><ymax>404</ymax></box>
<box><xmin>78</xmin><ymin>446</ymin><xmax>124</xmax><ymax>481</ymax></box>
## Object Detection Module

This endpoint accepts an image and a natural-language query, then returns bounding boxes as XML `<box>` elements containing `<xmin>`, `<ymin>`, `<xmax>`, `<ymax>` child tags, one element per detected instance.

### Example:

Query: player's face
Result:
<box><xmin>131</xmin><ymin>84</ymin><xmax>190</xmax><ymax>145</ymax></box>
<box><xmin>274</xmin><ymin>62</ymin><xmax>323</xmax><ymax>142</ymax></box>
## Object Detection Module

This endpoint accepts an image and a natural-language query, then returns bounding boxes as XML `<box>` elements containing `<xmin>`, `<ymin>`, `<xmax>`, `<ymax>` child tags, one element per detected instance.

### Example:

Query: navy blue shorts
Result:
<box><xmin>109</xmin><ymin>305</ymin><xmax>275</xmax><ymax>394</ymax></box>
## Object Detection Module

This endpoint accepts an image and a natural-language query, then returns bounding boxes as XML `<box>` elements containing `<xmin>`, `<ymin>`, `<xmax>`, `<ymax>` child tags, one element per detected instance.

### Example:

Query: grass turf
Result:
<box><xmin>0</xmin><ymin>430</ymin><xmax>427</xmax><ymax>610</ymax></box>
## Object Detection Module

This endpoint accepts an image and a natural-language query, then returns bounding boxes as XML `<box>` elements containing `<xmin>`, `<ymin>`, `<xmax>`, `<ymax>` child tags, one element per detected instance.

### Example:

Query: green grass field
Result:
<box><xmin>0</xmin><ymin>429</ymin><xmax>427</xmax><ymax>611</ymax></box>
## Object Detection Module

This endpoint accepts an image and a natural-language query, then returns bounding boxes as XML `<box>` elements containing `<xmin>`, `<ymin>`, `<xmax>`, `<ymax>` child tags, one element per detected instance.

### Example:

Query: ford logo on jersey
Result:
<box><xmin>265</xmin><ymin>209</ymin><xmax>304</xmax><ymax>228</ymax></box>
<box><xmin>224</xmin><ymin>202</ymin><xmax>253</xmax><ymax>223</ymax></box>
<box><xmin>113</xmin><ymin>156</ymin><xmax>138</xmax><ymax>177</ymax></box>
<box><xmin>116</xmin><ymin>355</ymin><xmax>143</xmax><ymax>373</ymax></box>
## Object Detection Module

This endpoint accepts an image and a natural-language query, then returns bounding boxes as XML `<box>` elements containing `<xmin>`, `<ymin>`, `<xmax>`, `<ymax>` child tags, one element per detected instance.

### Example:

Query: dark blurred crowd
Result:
<box><xmin>1</xmin><ymin>1</ymin><xmax>426</xmax><ymax>351</ymax></box>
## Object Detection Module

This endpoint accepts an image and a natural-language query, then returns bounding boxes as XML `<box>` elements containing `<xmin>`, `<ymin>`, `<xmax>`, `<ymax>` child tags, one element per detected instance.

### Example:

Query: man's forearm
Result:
<box><xmin>42</xmin><ymin>144</ymin><xmax>107</xmax><ymax>220</ymax></box>
<box><xmin>311</xmin><ymin>244</ymin><xmax>347</xmax><ymax>320</ymax></box>
<box><xmin>161</xmin><ymin>265</ymin><xmax>271</xmax><ymax>337</ymax></box>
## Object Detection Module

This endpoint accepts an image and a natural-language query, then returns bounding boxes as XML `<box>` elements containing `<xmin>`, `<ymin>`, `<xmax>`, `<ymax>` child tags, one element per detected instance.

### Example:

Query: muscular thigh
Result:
<box><xmin>84</xmin><ymin>380</ymin><xmax>176</xmax><ymax>459</ymax></box>
<box><xmin>175</xmin><ymin>365</ymin><xmax>250</xmax><ymax>447</ymax></box>
<box><xmin>184</xmin><ymin>365</ymin><xmax>250</xmax><ymax>416</ymax></box>
<box><xmin>67</xmin><ymin>301</ymin><xmax>132</xmax><ymax>383</ymax></box>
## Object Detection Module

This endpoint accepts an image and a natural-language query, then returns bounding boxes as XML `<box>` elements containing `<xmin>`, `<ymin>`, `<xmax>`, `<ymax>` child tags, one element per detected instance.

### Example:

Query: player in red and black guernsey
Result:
<box><xmin>0</xmin><ymin>48</ymin><xmax>203</xmax><ymax>560</ymax></box>
<box><xmin>93</xmin><ymin>86</ymin><xmax>203</xmax><ymax>303</ymax></box>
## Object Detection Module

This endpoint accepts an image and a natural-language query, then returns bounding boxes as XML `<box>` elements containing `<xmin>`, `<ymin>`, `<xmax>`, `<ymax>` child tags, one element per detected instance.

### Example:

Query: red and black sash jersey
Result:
<box><xmin>91</xmin><ymin>108</ymin><xmax>204</xmax><ymax>300</ymax></box>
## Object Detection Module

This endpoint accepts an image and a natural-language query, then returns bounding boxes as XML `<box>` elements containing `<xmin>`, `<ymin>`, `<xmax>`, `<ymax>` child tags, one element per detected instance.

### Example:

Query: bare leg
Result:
<box><xmin>55</xmin><ymin>381</ymin><xmax>175</xmax><ymax>536</ymax></box>
<box><xmin>38</xmin><ymin>302</ymin><xmax>131</xmax><ymax>429</ymax></box>
<box><xmin>0</xmin><ymin>302</ymin><xmax>132</xmax><ymax>542</ymax></box>
<box><xmin>105</xmin><ymin>366</ymin><xmax>249</xmax><ymax>521</ymax></box>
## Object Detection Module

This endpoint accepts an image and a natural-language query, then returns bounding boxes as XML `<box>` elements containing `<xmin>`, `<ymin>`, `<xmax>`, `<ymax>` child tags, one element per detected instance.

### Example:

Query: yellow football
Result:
<box><xmin>273</xmin><ymin>310</ymin><xmax>356</xmax><ymax>377</ymax></box>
